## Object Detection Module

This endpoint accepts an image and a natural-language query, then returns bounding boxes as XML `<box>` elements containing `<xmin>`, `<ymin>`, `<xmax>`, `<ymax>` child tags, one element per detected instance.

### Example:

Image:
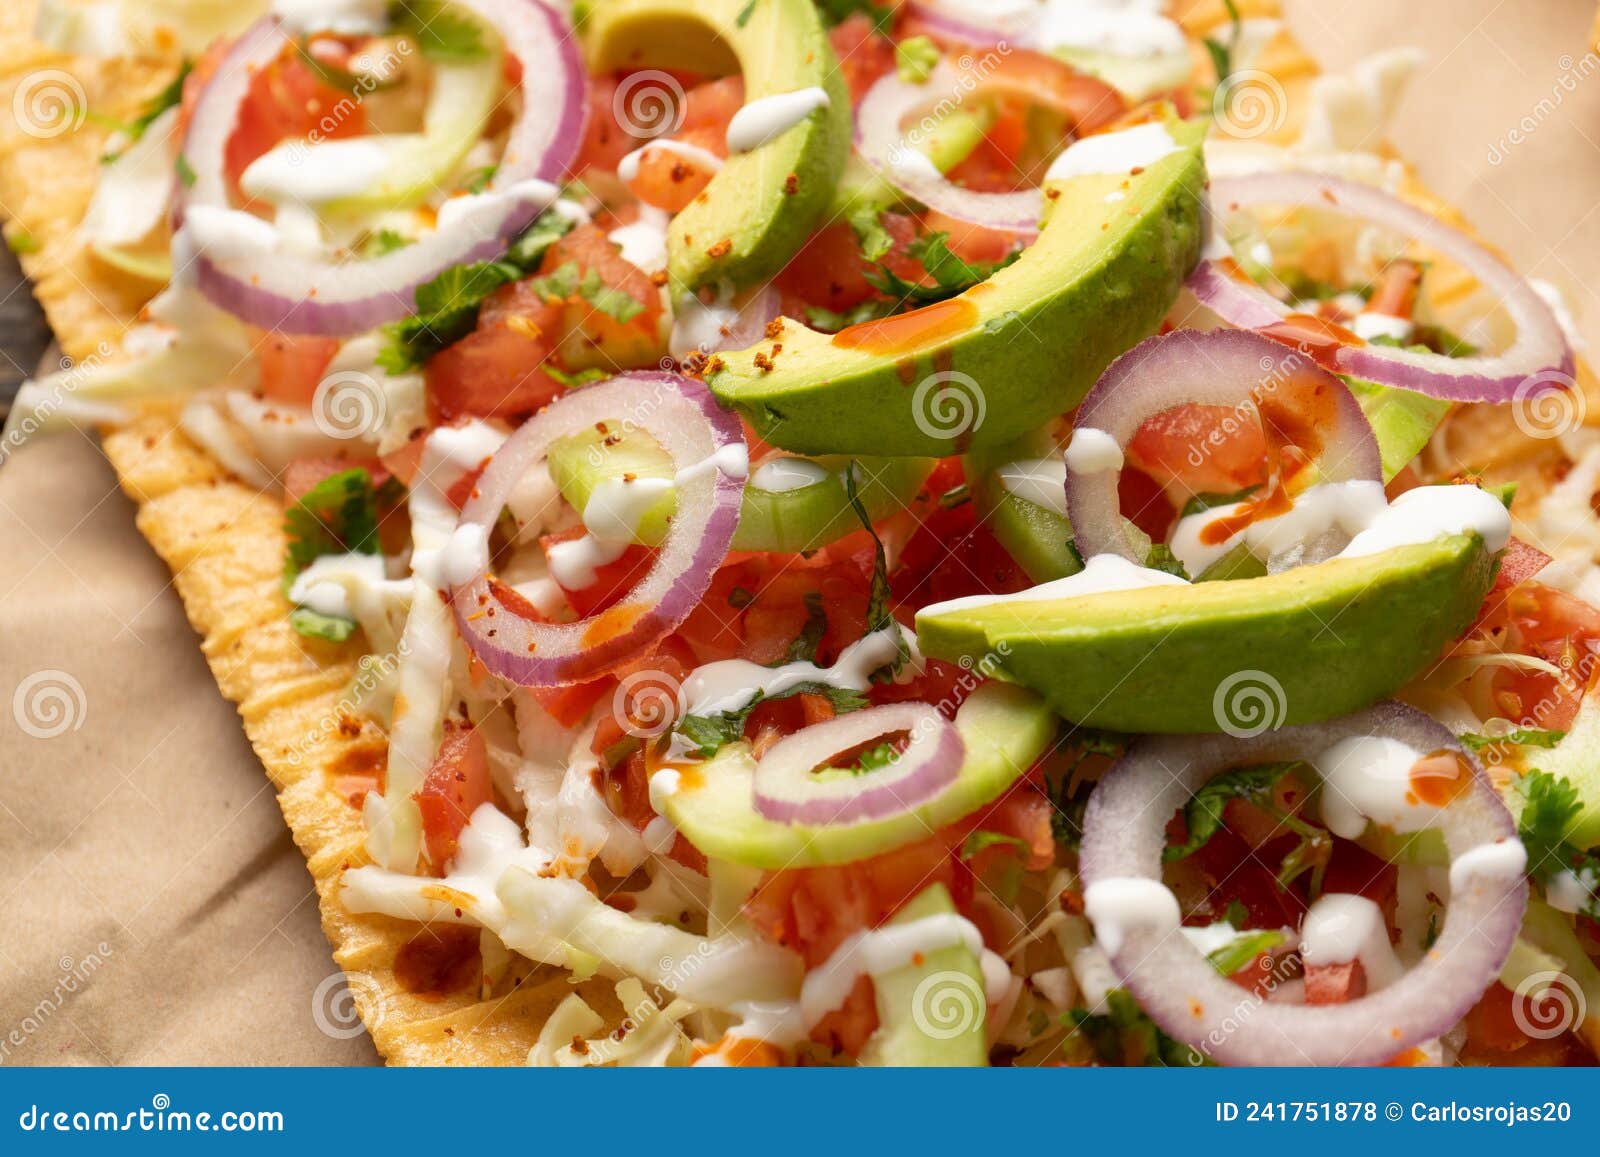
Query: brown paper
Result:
<box><xmin>0</xmin><ymin>0</ymin><xmax>1597</xmax><ymax>1066</ymax></box>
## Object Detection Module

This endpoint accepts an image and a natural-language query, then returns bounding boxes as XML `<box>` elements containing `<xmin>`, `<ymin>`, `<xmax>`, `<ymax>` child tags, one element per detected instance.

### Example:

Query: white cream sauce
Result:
<box><xmin>996</xmin><ymin>456</ymin><xmax>1068</xmax><ymax>515</ymax></box>
<box><xmin>919</xmin><ymin>552</ymin><xmax>1186</xmax><ymax>617</ymax></box>
<box><xmin>752</xmin><ymin>456</ymin><xmax>830</xmax><ymax>494</ymax></box>
<box><xmin>239</xmin><ymin>138</ymin><xmax>394</xmax><ymax>206</ymax></box>
<box><xmin>1448</xmin><ymin>838</ymin><xmax>1527</xmax><ymax>895</ymax></box>
<box><xmin>726</xmin><ymin>88</ymin><xmax>831</xmax><ymax>153</ymax></box>
<box><xmin>676</xmin><ymin>624</ymin><xmax>913</xmax><ymax>720</ymax></box>
<box><xmin>1063</xmin><ymin>426</ymin><xmax>1124</xmax><ymax>475</ymax></box>
<box><xmin>1044</xmin><ymin>122</ymin><xmax>1179</xmax><ymax>182</ymax></box>
<box><xmin>1313</xmin><ymin>734</ymin><xmax>1431</xmax><ymax>841</ymax></box>
<box><xmin>1083</xmin><ymin>877</ymin><xmax>1180</xmax><ymax>957</ymax></box>
<box><xmin>1298</xmin><ymin>893</ymin><xmax>1403</xmax><ymax>989</ymax></box>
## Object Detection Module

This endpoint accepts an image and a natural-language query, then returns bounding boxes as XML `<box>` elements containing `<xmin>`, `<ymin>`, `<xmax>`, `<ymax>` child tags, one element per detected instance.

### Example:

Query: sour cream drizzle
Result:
<box><xmin>676</xmin><ymin>625</ymin><xmax>913</xmax><ymax>720</ymax></box>
<box><xmin>616</xmin><ymin>139</ymin><xmax>725</xmax><ymax>183</ymax></box>
<box><xmin>919</xmin><ymin>553</ymin><xmax>1186</xmax><ymax>617</ymax></box>
<box><xmin>1082</xmin><ymin>877</ymin><xmax>1181</xmax><ymax>957</ymax></box>
<box><xmin>1299</xmin><ymin>893</ymin><xmax>1403</xmax><ymax>989</ymax></box>
<box><xmin>725</xmin><ymin>88</ymin><xmax>831</xmax><ymax>153</ymax></box>
<box><xmin>996</xmin><ymin>456</ymin><xmax>1068</xmax><ymax>515</ymax></box>
<box><xmin>1044</xmin><ymin>122</ymin><xmax>1180</xmax><ymax>182</ymax></box>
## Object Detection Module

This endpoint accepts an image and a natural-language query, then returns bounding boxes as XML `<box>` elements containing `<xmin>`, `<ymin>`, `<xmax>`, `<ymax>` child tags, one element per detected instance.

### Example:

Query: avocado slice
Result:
<box><xmin>582</xmin><ymin>0</ymin><xmax>850</xmax><ymax>294</ymax></box>
<box><xmin>708</xmin><ymin>117</ymin><xmax>1207</xmax><ymax>457</ymax></box>
<box><xmin>662</xmin><ymin>682</ymin><xmax>1056</xmax><ymax>868</ymax></box>
<box><xmin>546</xmin><ymin>425</ymin><xmax>933</xmax><ymax>553</ymax></box>
<box><xmin>858</xmin><ymin>884</ymin><xmax>990</xmax><ymax>1067</ymax></box>
<box><xmin>1346</xmin><ymin>378</ymin><xmax>1452</xmax><ymax>482</ymax></box>
<box><xmin>916</xmin><ymin>535</ymin><xmax>1496</xmax><ymax>733</ymax></box>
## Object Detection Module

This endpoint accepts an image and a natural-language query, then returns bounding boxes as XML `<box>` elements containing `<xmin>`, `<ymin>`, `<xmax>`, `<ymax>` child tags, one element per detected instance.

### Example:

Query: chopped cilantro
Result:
<box><xmin>1164</xmin><ymin>761</ymin><xmax>1329</xmax><ymax>897</ymax></box>
<box><xmin>848</xmin><ymin>205</ymin><xmax>894</xmax><ymax>262</ymax></box>
<box><xmin>175</xmin><ymin>153</ymin><xmax>197</xmax><ymax>188</ymax></box>
<box><xmin>1046</xmin><ymin>728</ymin><xmax>1124</xmax><ymax>848</ymax></box>
<box><xmin>674</xmin><ymin>683</ymin><xmax>867</xmax><ymax>759</ymax></box>
<box><xmin>377</xmin><ymin>259</ymin><xmax>521</xmax><ymax>372</ymax></box>
<box><xmin>523</xmin><ymin>261</ymin><xmax>645</xmax><ymax>324</ymax></box>
<box><xmin>847</xmin><ymin>741</ymin><xmax>901</xmax><ymax>774</ymax></box>
<box><xmin>282</xmin><ymin>468</ymin><xmax>395</xmax><ymax>642</ymax></box>
<box><xmin>1203</xmin><ymin>0</ymin><xmax>1242</xmax><ymax>84</ymax></box>
<box><xmin>895</xmin><ymin>36</ymin><xmax>940</xmax><ymax>84</ymax></box>
<box><xmin>390</xmin><ymin>0</ymin><xmax>489</xmax><ymax>61</ymax></box>
<box><xmin>867</xmin><ymin>231</ymin><xmax>1019</xmax><ymax>305</ymax></box>
<box><xmin>1515</xmin><ymin>769</ymin><xmax>1599</xmax><ymax>918</ymax></box>
<box><xmin>813</xmin><ymin>0</ymin><xmax>894</xmax><ymax>33</ymax></box>
<box><xmin>844</xmin><ymin>463</ymin><xmax>908</xmax><ymax>677</ymax></box>
<box><xmin>364</xmin><ymin>228</ymin><xmax>413</xmax><ymax>258</ymax></box>
<box><xmin>292</xmin><ymin>40</ymin><xmax>394</xmax><ymax>96</ymax></box>
<box><xmin>735</xmin><ymin>0</ymin><xmax>759</xmax><ymax>27</ymax></box>
<box><xmin>1066</xmin><ymin>989</ymin><xmax>1208</xmax><ymax>1067</ymax></box>
<box><xmin>1461</xmin><ymin>728</ymin><xmax>1565</xmax><ymax>753</ymax></box>
<box><xmin>505</xmin><ymin>208</ymin><xmax>576</xmax><ymax>267</ymax></box>
<box><xmin>1144</xmin><ymin>543</ymin><xmax>1190</xmax><ymax>580</ymax></box>
<box><xmin>1206</xmin><ymin>929</ymin><xmax>1285</xmax><ymax>978</ymax></box>
<box><xmin>783</xmin><ymin>592</ymin><xmax>829</xmax><ymax>664</ymax></box>
<box><xmin>804</xmin><ymin>299</ymin><xmax>895</xmax><ymax>333</ymax></box>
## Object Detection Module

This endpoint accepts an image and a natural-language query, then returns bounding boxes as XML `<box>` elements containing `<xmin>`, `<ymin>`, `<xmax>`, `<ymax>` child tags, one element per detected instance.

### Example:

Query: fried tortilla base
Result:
<box><xmin>0</xmin><ymin>0</ymin><xmax>1590</xmax><ymax>1063</ymax></box>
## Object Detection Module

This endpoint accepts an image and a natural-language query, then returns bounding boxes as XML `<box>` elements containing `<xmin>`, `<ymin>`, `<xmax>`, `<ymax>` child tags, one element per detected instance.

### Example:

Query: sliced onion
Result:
<box><xmin>450</xmin><ymin>372</ymin><xmax>745</xmax><ymax>686</ymax></box>
<box><xmin>854</xmin><ymin>58</ymin><xmax>1121</xmax><ymax>236</ymax></box>
<box><xmin>178</xmin><ymin>2</ymin><xmax>586</xmax><ymax>334</ymax></box>
<box><xmin>901</xmin><ymin>1</ymin><xmax>1023</xmax><ymax>46</ymax></box>
<box><xmin>1079</xmin><ymin>702</ymin><xmax>1525</xmax><ymax>1067</ymax></box>
<box><xmin>752</xmin><ymin>703</ymin><xmax>965</xmax><ymax>826</ymax></box>
<box><xmin>1191</xmin><ymin>172</ymin><xmax>1573</xmax><ymax>402</ymax></box>
<box><xmin>1065</xmin><ymin>329</ymin><xmax>1382</xmax><ymax>563</ymax></box>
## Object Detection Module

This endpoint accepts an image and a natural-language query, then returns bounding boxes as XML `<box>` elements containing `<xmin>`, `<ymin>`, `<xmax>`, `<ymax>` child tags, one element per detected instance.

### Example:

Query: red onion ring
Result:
<box><xmin>1191</xmin><ymin>172</ymin><xmax>1573</xmax><ymax>402</ymax></box>
<box><xmin>1065</xmin><ymin>329</ymin><xmax>1382</xmax><ymax>563</ymax></box>
<box><xmin>752</xmin><ymin>703</ymin><xmax>965</xmax><ymax>826</ymax></box>
<box><xmin>900</xmin><ymin>1</ymin><xmax>1022</xmax><ymax>46</ymax></box>
<box><xmin>1078</xmin><ymin>701</ymin><xmax>1526</xmax><ymax>1067</ymax></box>
<box><xmin>178</xmin><ymin>3</ymin><xmax>586</xmax><ymax>335</ymax></box>
<box><xmin>854</xmin><ymin>57</ymin><xmax>1122</xmax><ymax>236</ymax></box>
<box><xmin>450</xmin><ymin>372</ymin><xmax>746</xmax><ymax>686</ymax></box>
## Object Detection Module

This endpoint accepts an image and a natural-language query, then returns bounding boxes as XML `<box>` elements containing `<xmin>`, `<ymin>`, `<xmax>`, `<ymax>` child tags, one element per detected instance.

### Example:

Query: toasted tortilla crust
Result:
<box><xmin>0</xmin><ymin>0</ymin><xmax>1592</xmax><ymax>1063</ymax></box>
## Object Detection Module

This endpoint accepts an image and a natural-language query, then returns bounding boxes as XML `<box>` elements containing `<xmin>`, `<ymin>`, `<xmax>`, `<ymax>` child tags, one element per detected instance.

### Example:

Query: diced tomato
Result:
<box><xmin>678</xmin><ymin>74</ymin><xmax>744</xmax><ymax>132</ymax></box>
<box><xmin>1117</xmin><ymin>464</ymin><xmax>1176</xmax><ymax>545</ymax></box>
<box><xmin>258</xmin><ymin>333</ymin><xmax>340</xmax><ymax>406</ymax></box>
<box><xmin>538</xmin><ymin>223</ymin><xmax>667</xmax><ymax>369</ymax></box>
<box><xmin>1479</xmin><ymin>582</ymin><xmax>1600</xmax><ymax>730</ymax></box>
<box><xmin>425</xmin><ymin>281</ymin><xmax>568</xmax><ymax>421</ymax></box>
<box><xmin>920</xmin><ymin>207</ymin><xmax>1020</xmax><ymax>266</ymax></box>
<box><xmin>533</xmin><ymin>678</ymin><xmax>613</xmax><ymax>729</ymax></box>
<box><xmin>575</xmin><ymin>74</ymin><xmax>638</xmax><ymax>175</ymax></box>
<box><xmin>1186</xmin><ymin>825</ymin><xmax>1306</xmax><ymax>929</ymax></box>
<box><xmin>1125</xmin><ymin>403</ymin><xmax>1270</xmax><ymax>497</ymax></box>
<box><xmin>538</xmin><ymin>526</ymin><xmax>655</xmax><ymax>618</ymax></box>
<box><xmin>224</xmin><ymin>46</ymin><xmax>367</xmax><ymax>195</ymax></box>
<box><xmin>828</xmin><ymin>13</ymin><xmax>896</xmax><ymax>103</ymax></box>
<box><xmin>281</xmin><ymin>455</ymin><xmax>392</xmax><ymax>503</ymax></box>
<box><xmin>1304</xmin><ymin>960</ymin><xmax>1367</xmax><ymax>1005</ymax></box>
<box><xmin>414</xmin><ymin>723</ymin><xmax>494</xmax><ymax>870</ymax></box>
<box><xmin>891</xmin><ymin>488</ymin><xmax>1031</xmax><ymax>613</ymax></box>
<box><xmin>1367</xmin><ymin>259</ymin><xmax>1422</xmax><ymax>320</ymax></box>
<box><xmin>1475</xmin><ymin>536</ymin><xmax>1554</xmax><ymax>627</ymax></box>
<box><xmin>1320</xmin><ymin>838</ymin><xmax>1399</xmax><ymax>927</ymax></box>
<box><xmin>626</xmin><ymin>124</ymin><xmax>725</xmax><ymax>212</ymax></box>
<box><xmin>774</xmin><ymin>212</ymin><xmax>921</xmax><ymax>313</ymax></box>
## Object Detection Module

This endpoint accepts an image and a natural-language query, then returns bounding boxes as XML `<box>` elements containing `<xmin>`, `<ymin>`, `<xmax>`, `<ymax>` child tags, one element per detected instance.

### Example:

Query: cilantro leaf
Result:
<box><xmin>101</xmin><ymin>61</ymin><xmax>191</xmax><ymax>163</ymax></box>
<box><xmin>1518</xmin><ymin>769</ymin><xmax>1583</xmax><ymax>879</ymax></box>
<box><xmin>843</xmin><ymin>462</ymin><xmax>909</xmax><ymax>678</ymax></box>
<box><xmin>1066</xmin><ymin>989</ymin><xmax>1208</xmax><ymax>1067</ymax></box>
<box><xmin>378</xmin><ymin>259</ymin><xmax>521</xmax><ymax>372</ymax></box>
<box><xmin>1045</xmin><ymin>728</ymin><xmax>1124</xmax><ymax>849</ymax></box>
<box><xmin>505</xmin><ymin>209</ymin><xmax>576</xmax><ymax>268</ymax></box>
<box><xmin>1461</xmin><ymin>728</ymin><xmax>1565</xmax><ymax>753</ymax></box>
<box><xmin>848</xmin><ymin>205</ymin><xmax>894</xmax><ymax>262</ymax></box>
<box><xmin>363</xmin><ymin>228</ymin><xmax>412</xmax><ymax>258</ymax></box>
<box><xmin>1207</xmin><ymin>929</ymin><xmax>1284</xmax><ymax>978</ymax></box>
<box><xmin>804</xmin><ymin>299</ymin><xmax>895</xmax><ymax>333</ymax></box>
<box><xmin>674</xmin><ymin>683</ymin><xmax>868</xmax><ymax>759</ymax></box>
<box><xmin>783</xmin><ymin>591</ymin><xmax>829</xmax><ymax>664</ymax></box>
<box><xmin>283</xmin><ymin>467</ymin><xmax>386</xmax><ymax>583</ymax></box>
<box><xmin>282</xmin><ymin>468</ymin><xmax>394</xmax><ymax>642</ymax></box>
<box><xmin>866</xmin><ymin>231</ymin><xmax>1019</xmax><ymax>305</ymax></box>
<box><xmin>1203</xmin><ymin>0</ymin><xmax>1242</xmax><ymax>84</ymax></box>
<box><xmin>1164</xmin><ymin>761</ymin><xmax>1301</xmax><ymax>863</ymax></box>
<box><xmin>390</xmin><ymin>0</ymin><xmax>489</xmax><ymax>61</ymax></box>
<box><xmin>1180</xmin><ymin>484</ymin><xmax>1261</xmax><ymax>520</ymax></box>
<box><xmin>813</xmin><ymin>0</ymin><xmax>894</xmax><ymax>33</ymax></box>
<box><xmin>1144</xmin><ymin>543</ymin><xmax>1190</xmax><ymax>580</ymax></box>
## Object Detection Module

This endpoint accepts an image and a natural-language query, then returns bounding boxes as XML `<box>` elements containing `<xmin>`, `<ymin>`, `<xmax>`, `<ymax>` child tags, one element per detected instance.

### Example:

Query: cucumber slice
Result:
<box><xmin>662</xmin><ymin>682</ymin><xmax>1056</xmax><ymax>869</ymax></box>
<box><xmin>977</xmin><ymin>477</ymin><xmax>1081</xmax><ymax>584</ymax></box>
<box><xmin>858</xmin><ymin>883</ymin><xmax>990</xmax><ymax>1067</ymax></box>
<box><xmin>1195</xmin><ymin>541</ymin><xmax>1268</xmax><ymax>583</ymax></box>
<box><xmin>547</xmin><ymin>425</ymin><xmax>934</xmax><ymax>553</ymax></box>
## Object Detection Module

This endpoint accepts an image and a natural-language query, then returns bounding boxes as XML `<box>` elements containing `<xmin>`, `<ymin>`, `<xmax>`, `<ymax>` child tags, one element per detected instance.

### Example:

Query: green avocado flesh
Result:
<box><xmin>662</xmin><ymin>682</ymin><xmax>1055</xmax><ymax>868</ymax></box>
<box><xmin>915</xmin><ymin>535</ymin><xmax>1497</xmax><ymax>733</ymax></box>
<box><xmin>709</xmin><ymin>117</ymin><xmax>1208</xmax><ymax>457</ymax></box>
<box><xmin>582</xmin><ymin>0</ymin><xmax>850</xmax><ymax>294</ymax></box>
<box><xmin>546</xmin><ymin>426</ymin><xmax>933</xmax><ymax>553</ymax></box>
<box><xmin>859</xmin><ymin>884</ymin><xmax>988</xmax><ymax>1067</ymax></box>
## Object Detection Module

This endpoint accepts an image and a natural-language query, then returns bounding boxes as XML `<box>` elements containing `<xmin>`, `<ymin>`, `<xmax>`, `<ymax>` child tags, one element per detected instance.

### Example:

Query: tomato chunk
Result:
<box><xmin>415</xmin><ymin>724</ymin><xmax>494</xmax><ymax>870</ymax></box>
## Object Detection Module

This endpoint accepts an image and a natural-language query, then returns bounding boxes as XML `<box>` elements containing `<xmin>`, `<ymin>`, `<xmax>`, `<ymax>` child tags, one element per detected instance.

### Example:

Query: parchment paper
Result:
<box><xmin>0</xmin><ymin>0</ymin><xmax>1596</xmax><ymax>1066</ymax></box>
